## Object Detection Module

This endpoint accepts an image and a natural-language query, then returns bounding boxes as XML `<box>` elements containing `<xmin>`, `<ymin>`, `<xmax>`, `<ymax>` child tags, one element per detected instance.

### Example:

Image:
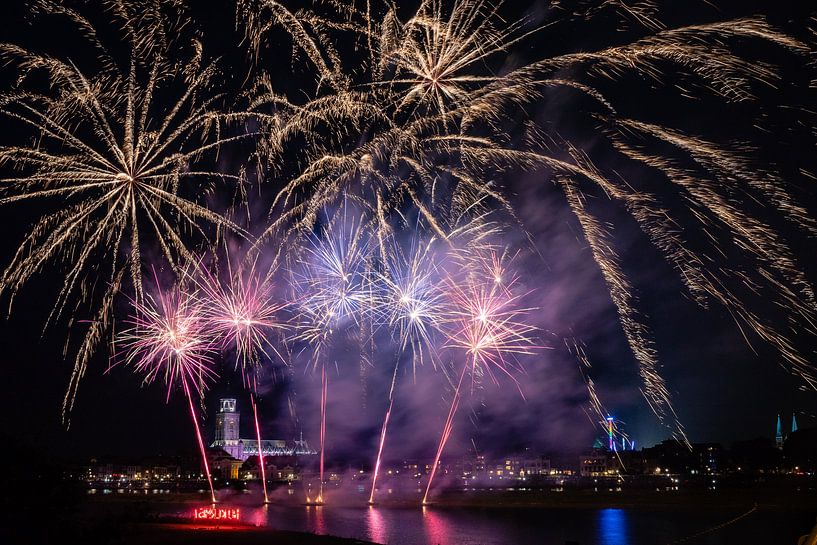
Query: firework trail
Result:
<box><xmin>250</xmin><ymin>394</ymin><xmax>269</xmax><ymax>503</ymax></box>
<box><xmin>423</xmin><ymin>361</ymin><xmax>467</xmax><ymax>506</ymax></box>
<box><xmin>290</xmin><ymin>209</ymin><xmax>374</xmax><ymax>503</ymax></box>
<box><xmin>368</xmin><ymin>236</ymin><xmax>447</xmax><ymax>503</ymax></box>
<box><xmin>368</xmin><ymin>362</ymin><xmax>397</xmax><ymax>505</ymax></box>
<box><xmin>0</xmin><ymin>0</ymin><xmax>251</xmax><ymax>421</ymax></box>
<box><xmin>318</xmin><ymin>364</ymin><xmax>328</xmax><ymax>504</ymax></box>
<box><xmin>116</xmin><ymin>274</ymin><xmax>218</xmax><ymax>503</ymax></box>
<box><xmin>423</xmin><ymin>255</ymin><xmax>537</xmax><ymax>503</ymax></box>
<box><xmin>192</xmin><ymin>257</ymin><xmax>289</xmax><ymax>504</ymax></box>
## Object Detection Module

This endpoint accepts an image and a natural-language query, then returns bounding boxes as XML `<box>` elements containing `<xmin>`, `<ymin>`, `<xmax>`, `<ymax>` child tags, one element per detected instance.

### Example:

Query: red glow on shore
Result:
<box><xmin>193</xmin><ymin>506</ymin><xmax>240</xmax><ymax>521</ymax></box>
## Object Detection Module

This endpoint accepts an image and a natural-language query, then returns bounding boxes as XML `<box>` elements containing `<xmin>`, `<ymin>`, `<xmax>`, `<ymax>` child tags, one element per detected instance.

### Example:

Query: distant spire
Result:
<box><xmin>775</xmin><ymin>414</ymin><xmax>784</xmax><ymax>450</ymax></box>
<box><xmin>792</xmin><ymin>413</ymin><xmax>798</xmax><ymax>433</ymax></box>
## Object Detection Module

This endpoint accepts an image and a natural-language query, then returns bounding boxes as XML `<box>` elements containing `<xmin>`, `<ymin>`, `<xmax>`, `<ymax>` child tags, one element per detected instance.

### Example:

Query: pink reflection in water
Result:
<box><xmin>247</xmin><ymin>504</ymin><xmax>268</xmax><ymax>527</ymax></box>
<box><xmin>366</xmin><ymin>506</ymin><xmax>388</xmax><ymax>544</ymax></box>
<box><xmin>422</xmin><ymin>506</ymin><xmax>453</xmax><ymax>545</ymax></box>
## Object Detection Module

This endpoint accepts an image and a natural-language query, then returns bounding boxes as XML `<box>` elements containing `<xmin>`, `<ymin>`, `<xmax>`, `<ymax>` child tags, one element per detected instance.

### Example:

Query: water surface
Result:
<box><xmin>214</xmin><ymin>502</ymin><xmax>808</xmax><ymax>545</ymax></box>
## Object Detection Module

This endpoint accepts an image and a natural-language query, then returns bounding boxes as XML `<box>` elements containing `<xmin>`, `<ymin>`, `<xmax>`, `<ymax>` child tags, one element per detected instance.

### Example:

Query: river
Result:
<box><xmin>186</xmin><ymin>501</ymin><xmax>811</xmax><ymax>544</ymax></box>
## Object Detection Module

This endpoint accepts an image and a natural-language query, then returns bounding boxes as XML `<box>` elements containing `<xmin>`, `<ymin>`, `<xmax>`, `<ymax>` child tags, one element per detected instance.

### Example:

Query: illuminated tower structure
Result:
<box><xmin>210</xmin><ymin>397</ymin><xmax>317</xmax><ymax>461</ymax></box>
<box><xmin>792</xmin><ymin>413</ymin><xmax>798</xmax><ymax>434</ymax></box>
<box><xmin>775</xmin><ymin>414</ymin><xmax>783</xmax><ymax>450</ymax></box>
<box><xmin>213</xmin><ymin>398</ymin><xmax>244</xmax><ymax>460</ymax></box>
<box><xmin>606</xmin><ymin>416</ymin><xmax>615</xmax><ymax>451</ymax></box>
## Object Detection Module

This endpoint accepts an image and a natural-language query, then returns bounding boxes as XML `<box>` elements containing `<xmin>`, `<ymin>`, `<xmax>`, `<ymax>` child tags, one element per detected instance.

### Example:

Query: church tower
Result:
<box><xmin>775</xmin><ymin>414</ymin><xmax>784</xmax><ymax>450</ymax></box>
<box><xmin>215</xmin><ymin>398</ymin><xmax>240</xmax><ymax>442</ymax></box>
<box><xmin>212</xmin><ymin>398</ymin><xmax>243</xmax><ymax>459</ymax></box>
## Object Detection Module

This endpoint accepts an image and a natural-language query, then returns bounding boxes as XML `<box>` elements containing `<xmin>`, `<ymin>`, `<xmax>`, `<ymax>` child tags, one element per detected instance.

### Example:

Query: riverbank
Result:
<box><xmin>76</xmin><ymin>482</ymin><xmax>817</xmax><ymax>512</ymax></box>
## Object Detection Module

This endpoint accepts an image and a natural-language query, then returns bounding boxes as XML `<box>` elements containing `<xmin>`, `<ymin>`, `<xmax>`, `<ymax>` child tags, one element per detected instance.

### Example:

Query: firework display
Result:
<box><xmin>116</xmin><ymin>274</ymin><xmax>219</xmax><ymax>502</ymax></box>
<box><xmin>0</xmin><ymin>0</ymin><xmax>815</xmax><ymax>509</ymax></box>
<box><xmin>238</xmin><ymin>0</ymin><xmax>817</xmax><ymax>445</ymax></box>
<box><xmin>0</xmin><ymin>0</ymin><xmax>251</xmax><ymax>422</ymax></box>
<box><xmin>192</xmin><ymin>257</ymin><xmax>288</xmax><ymax>503</ymax></box>
<box><xmin>423</xmin><ymin>253</ymin><xmax>538</xmax><ymax>502</ymax></box>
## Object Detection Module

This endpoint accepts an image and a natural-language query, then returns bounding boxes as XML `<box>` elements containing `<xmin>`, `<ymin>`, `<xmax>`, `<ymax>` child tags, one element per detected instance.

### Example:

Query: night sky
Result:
<box><xmin>0</xmin><ymin>0</ymin><xmax>816</xmax><ymax>467</ymax></box>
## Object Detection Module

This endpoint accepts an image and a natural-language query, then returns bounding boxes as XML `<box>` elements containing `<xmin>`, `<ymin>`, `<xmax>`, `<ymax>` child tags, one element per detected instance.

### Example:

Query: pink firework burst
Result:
<box><xmin>194</xmin><ymin>264</ymin><xmax>288</xmax><ymax>387</ymax></box>
<box><xmin>424</xmin><ymin>254</ymin><xmax>538</xmax><ymax>504</ymax></box>
<box><xmin>442</xmin><ymin>263</ymin><xmax>538</xmax><ymax>389</ymax></box>
<box><xmin>117</xmin><ymin>284</ymin><xmax>218</xmax><ymax>399</ymax></box>
<box><xmin>116</xmin><ymin>275</ymin><xmax>219</xmax><ymax>503</ymax></box>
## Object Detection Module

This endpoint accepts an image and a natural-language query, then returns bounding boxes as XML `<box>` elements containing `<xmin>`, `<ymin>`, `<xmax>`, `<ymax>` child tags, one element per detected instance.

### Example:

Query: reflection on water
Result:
<box><xmin>305</xmin><ymin>505</ymin><xmax>327</xmax><ymax>535</ymax></box>
<box><xmin>248</xmin><ymin>504</ymin><xmax>268</xmax><ymax>527</ymax></box>
<box><xmin>157</xmin><ymin>499</ymin><xmax>789</xmax><ymax>545</ymax></box>
<box><xmin>599</xmin><ymin>509</ymin><xmax>629</xmax><ymax>545</ymax></box>
<box><xmin>422</xmin><ymin>506</ymin><xmax>452</xmax><ymax>545</ymax></box>
<box><xmin>366</xmin><ymin>506</ymin><xmax>387</xmax><ymax>545</ymax></box>
<box><xmin>252</xmin><ymin>503</ymin><xmax>615</xmax><ymax>545</ymax></box>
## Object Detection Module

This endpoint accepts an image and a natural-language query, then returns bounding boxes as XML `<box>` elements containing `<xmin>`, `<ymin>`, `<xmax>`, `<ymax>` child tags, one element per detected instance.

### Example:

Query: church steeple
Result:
<box><xmin>792</xmin><ymin>413</ymin><xmax>798</xmax><ymax>434</ymax></box>
<box><xmin>775</xmin><ymin>414</ymin><xmax>784</xmax><ymax>450</ymax></box>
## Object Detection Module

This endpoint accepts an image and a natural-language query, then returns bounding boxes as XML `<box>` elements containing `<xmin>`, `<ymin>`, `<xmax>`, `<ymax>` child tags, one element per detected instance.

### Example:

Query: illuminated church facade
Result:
<box><xmin>210</xmin><ymin>398</ymin><xmax>315</xmax><ymax>461</ymax></box>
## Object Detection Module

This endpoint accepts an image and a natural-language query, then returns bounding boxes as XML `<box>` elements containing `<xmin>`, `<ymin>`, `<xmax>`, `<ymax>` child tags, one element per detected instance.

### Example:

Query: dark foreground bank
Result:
<box><xmin>110</xmin><ymin>523</ymin><xmax>375</xmax><ymax>545</ymax></box>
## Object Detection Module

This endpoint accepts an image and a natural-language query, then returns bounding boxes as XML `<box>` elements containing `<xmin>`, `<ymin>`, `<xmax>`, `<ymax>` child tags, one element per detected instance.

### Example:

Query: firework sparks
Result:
<box><xmin>442</xmin><ymin>256</ymin><xmax>538</xmax><ymax>387</ymax></box>
<box><xmin>288</xmin><ymin>208</ymin><xmax>378</xmax><ymax>389</ymax></box>
<box><xmin>116</xmin><ymin>275</ymin><xmax>218</xmax><ymax>503</ymax></box>
<box><xmin>294</xmin><ymin>214</ymin><xmax>374</xmax><ymax>333</ymax></box>
<box><xmin>117</xmin><ymin>285</ymin><xmax>216</xmax><ymax>397</ymax></box>
<box><xmin>379</xmin><ymin>0</ymin><xmax>542</xmax><ymax>115</ymax></box>
<box><xmin>240</xmin><ymin>0</ymin><xmax>817</xmax><ymax>443</ymax></box>
<box><xmin>376</xmin><ymin>237</ymin><xmax>447</xmax><ymax>372</ymax></box>
<box><xmin>423</xmin><ymin>254</ymin><xmax>538</xmax><ymax>503</ymax></box>
<box><xmin>194</xmin><ymin>262</ymin><xmax>288</xmax><ymax>385</ymax></box>
<box><xmin>191</xmin><ymin>257</ymin><xmax>289</xmax><ymax>504</ymax></box>
<box><xmin>0</xmin><ymin>0</ymin><xmax>250</xmax><ymax>421</ymax></box>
